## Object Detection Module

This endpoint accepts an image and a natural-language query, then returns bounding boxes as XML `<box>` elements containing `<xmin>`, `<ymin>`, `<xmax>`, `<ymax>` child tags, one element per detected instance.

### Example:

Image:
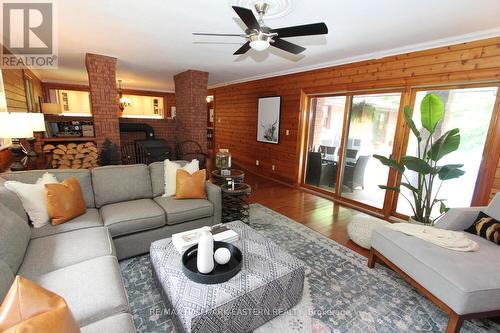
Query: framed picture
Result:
<box><xmin>257</xmin><ymin>96</ymin><xmax>281</xmax><ymax>144</ymax></box>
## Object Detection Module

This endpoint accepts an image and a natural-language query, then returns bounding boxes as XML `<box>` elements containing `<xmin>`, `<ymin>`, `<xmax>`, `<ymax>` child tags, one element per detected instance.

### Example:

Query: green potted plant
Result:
<box><xmin>374</xmin><ymin>93</ymin><xmax>465</xmax><ymax>225</ymax></box>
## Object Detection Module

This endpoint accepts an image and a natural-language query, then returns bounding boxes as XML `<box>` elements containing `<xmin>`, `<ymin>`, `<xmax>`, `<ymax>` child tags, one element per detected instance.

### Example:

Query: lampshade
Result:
<box><xmin>0</xmin><ymin>112</ymin><xmax>34</xmax><ymax>139</ymax></box>
<box><xmin>29</xmin><ymin>113</ymin><xmax>46</xmax><ymax>132</ymax></box>
<box><xmin>41</xmin><ymin>102</ymin><xmax>62</xmax><ymax>115</ymax></box>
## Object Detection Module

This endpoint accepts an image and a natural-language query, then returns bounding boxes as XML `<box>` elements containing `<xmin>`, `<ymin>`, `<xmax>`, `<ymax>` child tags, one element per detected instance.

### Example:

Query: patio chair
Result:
<box><xmin>342</xmin><ymin>155</ymin><xmax>370</xmax><ymax>192</ymax></box>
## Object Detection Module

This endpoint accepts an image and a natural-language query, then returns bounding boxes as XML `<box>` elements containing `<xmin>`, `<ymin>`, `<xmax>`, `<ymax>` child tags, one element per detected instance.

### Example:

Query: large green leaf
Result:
<box><xmin>438</xmin><ymin>164</ymin><xmax>465</xmax><ymax>180</ymax></box>
<box><xmin>440</xmin><ymin>201</ymin><xmax>449</xmax><ymax>214</ymax></box>
<box><xmin>428</xmin><ymin>128</ymin><xmax>460</xmax><ymax>161</ymax></box>
<box><xmin>404</xmin><ymin>105</ymin><xmax>421</xmax><ymax>142</ymax></box>
<box><xmin>401</xmin><ymin>156</ymin><xmax>433</xmax><ymax>174</ymax></box>
<box><xmin>420</xmin><ymin>93</ymin><xmax>444</xmax><ymax>133</ymax></box>
<box><xmin>378</xmin><ymin>185</ymin><xmax>400</xmax><ymax>192</ymax></box>
<box><xmin>400</xmin><ymin>182</ymin><xmax>418</xmax><ymax>193</ymax></box>
<box><xmin>373</xmin><ymin>154</ymin><xmax>405</xmax><ymax>173</ymax></box>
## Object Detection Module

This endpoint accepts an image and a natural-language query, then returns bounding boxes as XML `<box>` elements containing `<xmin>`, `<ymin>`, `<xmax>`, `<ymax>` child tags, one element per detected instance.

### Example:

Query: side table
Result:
<box><xmin>220</xmin><ymin>183</ymin><xmax>251</xmax><ymax>224</ymax></box>
<box><xmin>211</xmin><ymin>169</ymin><xmax>244</xmax><ymax>186</ymax></box>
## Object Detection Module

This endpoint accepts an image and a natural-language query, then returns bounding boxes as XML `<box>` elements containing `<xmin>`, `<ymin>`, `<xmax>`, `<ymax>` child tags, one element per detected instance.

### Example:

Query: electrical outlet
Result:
<box><xmin>286</xmin><ymin>130</ymin><xmax>289</xmax><ymax>136</ymax></box>
<box><xmin>272</xmin><ymin>165</ymin><xmax>276</xmax><ymax>171</ymax></box>
<box><xmin>256</xmin><ymin>160</ymin><xmax>259</xmax><ymax>166</ymax></box>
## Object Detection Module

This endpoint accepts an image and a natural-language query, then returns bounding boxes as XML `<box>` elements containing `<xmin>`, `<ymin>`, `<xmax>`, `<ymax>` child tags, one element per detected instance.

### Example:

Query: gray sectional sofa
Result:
<box><xmin>0</xmin><ymin>161</ymin><xmax>221</xmax><ymax>332</ymax></box>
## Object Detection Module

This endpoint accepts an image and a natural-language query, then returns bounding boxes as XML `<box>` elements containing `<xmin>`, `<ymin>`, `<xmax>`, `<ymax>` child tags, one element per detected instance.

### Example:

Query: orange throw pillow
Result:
<box><xmin>175</xmin><ymin>169</ymin><xmax>207</xmax><ymax>199</ymax></box>
<box><xmin>45</xmin><ymin>177</ymin><xmax>86</xmax><ymax>225</ymax></box>
<box><xmin>0</xmin><ymin>276</ymin><xmax>80</xmax><ymax>333</ymax></box>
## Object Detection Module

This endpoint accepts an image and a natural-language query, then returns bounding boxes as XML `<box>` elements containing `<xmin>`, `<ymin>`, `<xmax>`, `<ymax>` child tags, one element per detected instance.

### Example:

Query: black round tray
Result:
<box><xmin>182</xmin><ymin>241</ymin><xmax>242</xmax><ymax>284</ymax></box>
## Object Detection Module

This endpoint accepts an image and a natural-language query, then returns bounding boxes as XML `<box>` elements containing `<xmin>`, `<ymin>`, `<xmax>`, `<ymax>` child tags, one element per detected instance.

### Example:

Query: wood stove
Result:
<box><xmin>119</xmin><ymin>123</ymin><xmax>172</xmax><ymax>164</ymax></box>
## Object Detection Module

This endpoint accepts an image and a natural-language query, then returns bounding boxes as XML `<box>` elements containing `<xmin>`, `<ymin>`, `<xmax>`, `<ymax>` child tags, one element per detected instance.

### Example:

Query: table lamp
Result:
<box><xmin>0</xmin><ymin>112</ymin><xmax>34</xmax><ymax>171</ymax></box>
<box><xmin>26</xmin><ymin>113</ymin><xmax>46</xmax><ymax>157</ymax></box>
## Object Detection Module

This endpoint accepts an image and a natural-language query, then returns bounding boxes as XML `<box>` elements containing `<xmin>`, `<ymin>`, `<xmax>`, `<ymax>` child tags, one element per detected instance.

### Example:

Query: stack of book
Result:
<box><xmin>172</xmin><ymin>224</ymin><xmax>239</xmax><ymax>253</ymax></box>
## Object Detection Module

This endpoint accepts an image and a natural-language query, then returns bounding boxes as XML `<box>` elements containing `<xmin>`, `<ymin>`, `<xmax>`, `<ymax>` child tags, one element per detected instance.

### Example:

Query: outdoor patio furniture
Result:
<box><xmin>342</xmin><ymin>155</ymin><xmax>370</xmax><ymax>192</ymax></box>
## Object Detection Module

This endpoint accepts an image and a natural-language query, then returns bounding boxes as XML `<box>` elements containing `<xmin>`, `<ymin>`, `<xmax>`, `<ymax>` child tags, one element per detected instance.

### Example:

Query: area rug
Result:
<box><xmin>120</xmin><ymin>203</ymin><xmax>500</xmax><ymax>333</ymax></box>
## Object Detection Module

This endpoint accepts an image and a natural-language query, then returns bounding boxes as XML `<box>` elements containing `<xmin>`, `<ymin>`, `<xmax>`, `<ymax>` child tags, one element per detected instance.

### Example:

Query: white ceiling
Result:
<box><xmin>33</xmin><ymin>0</ymin><xmax>500</xmax><ymax>91</ymax></box>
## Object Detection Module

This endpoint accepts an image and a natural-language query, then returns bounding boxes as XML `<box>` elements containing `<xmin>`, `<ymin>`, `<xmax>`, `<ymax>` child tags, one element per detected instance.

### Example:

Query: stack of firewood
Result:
<box><xmin>43</xmin><ymin>142</ymin><xmax>99</xmax><ymax>169</ymax></box>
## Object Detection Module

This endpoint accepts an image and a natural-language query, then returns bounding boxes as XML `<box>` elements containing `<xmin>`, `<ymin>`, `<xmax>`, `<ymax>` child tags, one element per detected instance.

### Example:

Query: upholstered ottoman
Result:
<box><xmin>150</xmin><ymin>221</ymin><xmax>305</xmax><ymax>333</ymax></box>
<box><xmin>347</xmin><ymin>216</ymin><xmax>389</xmax><ymax>249</ymax></box>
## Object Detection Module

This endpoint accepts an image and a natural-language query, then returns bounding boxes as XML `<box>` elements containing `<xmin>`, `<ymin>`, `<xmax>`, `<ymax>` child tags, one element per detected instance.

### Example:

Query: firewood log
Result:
<box><xmin>57</xmin><ymin>144</ymin><xmax>67</xmax><ymax>151</ymax></box>
<box><xmin>53</xmin><ymin>149</ymin><xmax>65</xmax><ymax>155</ymax></box>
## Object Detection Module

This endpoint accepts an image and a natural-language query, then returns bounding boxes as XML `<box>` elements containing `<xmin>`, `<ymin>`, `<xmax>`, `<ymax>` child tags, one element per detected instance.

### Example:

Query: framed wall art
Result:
<box><xmin>257</xmin><ymin>96</ymin><xmax>281</xmax><ymax>144</ymax></box>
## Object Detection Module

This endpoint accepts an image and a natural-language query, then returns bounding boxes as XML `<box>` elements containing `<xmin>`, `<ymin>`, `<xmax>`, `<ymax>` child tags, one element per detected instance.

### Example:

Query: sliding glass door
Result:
<box><xmin>304</xmin><ymin>96</ymin><xmax>346</xmax><ymax>192</ymax></box>
<box><xmin>338</xmin><ymin>93</ymin><xmax>401</xmax><ymax>209</ymax></box>
<box><xmin>302</xmin><ymin>85</ymin><xmax>498</xmax><ymax>217</ymax></box>
<box><xmin>303</xmin><ymin>91</ymin><xmax>401</xmax><ymax>210</ymax></box>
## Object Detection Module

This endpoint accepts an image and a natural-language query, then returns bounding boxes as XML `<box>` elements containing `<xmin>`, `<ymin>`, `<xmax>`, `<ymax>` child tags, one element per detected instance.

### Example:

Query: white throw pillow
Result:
<box><xmin>163</xmin><ymin>159</ymin><xmax>199</xmax><ymax>197</ymax></box>
<box><xmin>4</xmin><ymin>172</ymin><xmax>58</xmax><ymax>228</ymax></box>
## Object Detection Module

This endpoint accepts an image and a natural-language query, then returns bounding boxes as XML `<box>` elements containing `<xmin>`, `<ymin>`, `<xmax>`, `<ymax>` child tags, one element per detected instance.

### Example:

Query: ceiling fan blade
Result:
<box><xmin>234</xmin><ymin>41</ymin><xmax>251</xmax><ymax>55</ymax></box>
<box><xmin>271</xmin><ymin>38</ymin><xmax>306</xmax><ymax>55</ymax></box>
<box><xmin>232</xmin><ymin>6</ymin><xmax>260</xmax><ymax>31</ymax></box>
<box><xmin>271</xmin><ymin>23</ymin><xmax>328</xmax><ymax>38</ymax></box>
<box><xmin>193</xmin><ymin>33</ymin><xmax>247</xmax><ymax>37</ymax></box>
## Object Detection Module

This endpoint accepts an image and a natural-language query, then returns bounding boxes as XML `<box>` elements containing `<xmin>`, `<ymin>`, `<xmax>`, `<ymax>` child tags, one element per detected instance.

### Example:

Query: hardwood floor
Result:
<box><xmin>244</xmin><ymin>171</ymin><xmax>370</xmax><ymax>257</ymax></box>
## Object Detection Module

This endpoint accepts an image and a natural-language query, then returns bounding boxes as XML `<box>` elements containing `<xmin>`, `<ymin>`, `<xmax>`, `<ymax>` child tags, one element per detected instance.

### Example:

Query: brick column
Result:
<box><xmin>174</xmin><ymin>70</ymin><xmax>209</xmax><ymax>152</ymax></box>
<box><xmin>85</xmin><ymin>53</ymin><xmax>120</xmax><ymax>151</ymax></box>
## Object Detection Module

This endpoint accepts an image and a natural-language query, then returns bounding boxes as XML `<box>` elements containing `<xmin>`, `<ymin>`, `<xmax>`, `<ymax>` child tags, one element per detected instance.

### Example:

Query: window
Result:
<box><xmin>397</xmin><ymin>86</ymin><xmax>498</xmax><ymax>217</ymax></box>
<box><xmin>47</xmin><ymin>89</ymin><xmax>92</xmax><ymax>116</ymax></box>
<box><xmin>120</xmin><ymin>94</ymin><xmax>164</xmax><ymax>119</ymax></box>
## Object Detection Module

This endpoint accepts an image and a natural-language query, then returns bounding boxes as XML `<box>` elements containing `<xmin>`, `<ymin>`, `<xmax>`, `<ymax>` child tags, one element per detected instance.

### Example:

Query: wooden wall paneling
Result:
<box><xmin>213</xmin><ymin>37</ymin><xmax>500</xmax><ymax>199</ymax></box>
<box><xmin>3</xmin><ymin>69</ymin><xmax>28</xmax><ymax>112</ymax></box>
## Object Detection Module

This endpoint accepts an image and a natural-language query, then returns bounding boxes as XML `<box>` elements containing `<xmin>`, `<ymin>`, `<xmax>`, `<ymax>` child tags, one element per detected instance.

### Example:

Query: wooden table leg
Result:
<box><xmin>367</xmin><ymin>248</ymin><xmax>377</xmax><ymax>268</ymax></box>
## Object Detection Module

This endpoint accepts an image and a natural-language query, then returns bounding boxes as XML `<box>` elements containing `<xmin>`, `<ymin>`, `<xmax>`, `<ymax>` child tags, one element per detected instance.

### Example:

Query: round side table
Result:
<box><xmin>221</xmin><ymin>183</ymin><xmax>252</xmax><ymax>224</ymax></box>
<box><xmin>211</xmin><ymin>169</ymin><xmax>245</xmax><ymax>186</ymax></box>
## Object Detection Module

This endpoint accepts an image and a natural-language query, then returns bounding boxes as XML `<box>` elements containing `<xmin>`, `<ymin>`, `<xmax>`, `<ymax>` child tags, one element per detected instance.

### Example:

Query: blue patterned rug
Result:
<box><xmin>120</xmin><ymin>204</ymin><xmax>500</xmax><ymax>333</ymax></box>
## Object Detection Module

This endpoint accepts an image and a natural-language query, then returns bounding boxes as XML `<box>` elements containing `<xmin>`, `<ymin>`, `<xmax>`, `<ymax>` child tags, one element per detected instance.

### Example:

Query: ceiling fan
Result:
<box><xmin>193</xmin><ymin>2</ymin><xmax>328</xmax><ymax>55</ymax></box>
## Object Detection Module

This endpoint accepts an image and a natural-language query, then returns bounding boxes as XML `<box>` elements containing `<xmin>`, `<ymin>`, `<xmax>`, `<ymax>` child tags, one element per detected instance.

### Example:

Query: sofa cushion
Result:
<box><xmin>18</xmin><ymin>227</ymin><xmax>115</xmax><ymax>279</ymax></box>
<box><xmin>81</xmin><ymin>313</ymin><xmax>135</xmax><ymax>333</ymax></box>
<box><xmin>0</xmin><ymin>203</ymin><xmax>30</xmax><ymax>273</ymax></box>
<box><xmin>100</xmin><ymin>199</ymin><xmax>166</xmax><ymax>237</ymax></box>
<box><xmin>0</xmin><ymin>178</ymin><xmax>27</xmax><ymax>222</ymax></box>
<box><xmin>0</xmin><ymin>260</ymin><xmax>14</xmax><ymax>304</ymax></box>
<box><xmin>33</xmin><ymin>256</ymin><xmax>130</xmax><ymax>327</ymax></box>
<box><xmin>154</xmin><ymin>196</ymin><xmax>213</xmax><ymax>225</ymax></box>
<box><xmin>30</xmin><ymin>208</ymin><xmax>103</xmax><ymax>239</ymax></box>
<box><xmin>371</xmin><ymin>226</ymin><xmax>500</xmax><ymax>315</ymax></box>
<box><xmin>92</xmin><ymin>165</ymin><xmax>153</xmax><ymax>208</ymax></box>
<box><xmin>1</xmin><ymin>169</ymin><xmax>95</xmax><ymax>208</ymax></box>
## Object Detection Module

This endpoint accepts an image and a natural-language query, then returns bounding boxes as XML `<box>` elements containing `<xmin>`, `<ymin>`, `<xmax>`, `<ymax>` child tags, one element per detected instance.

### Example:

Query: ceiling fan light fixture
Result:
<box><xmin>249</xmin><ymin>39</ymin><xmax>269</xmax><ymax>51</ymax></box>
<box><xmin>249</xmin><ymin>33</ymin><xmax>271</xmax><ymax>51</ymax></box>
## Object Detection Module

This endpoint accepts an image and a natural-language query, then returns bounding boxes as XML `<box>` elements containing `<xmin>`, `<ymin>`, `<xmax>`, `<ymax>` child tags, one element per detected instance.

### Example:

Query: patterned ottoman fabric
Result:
<box><xmin>150</xmin><ymin>221</ymin><xmax>305</xmax><ymax>333</ymax></box>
